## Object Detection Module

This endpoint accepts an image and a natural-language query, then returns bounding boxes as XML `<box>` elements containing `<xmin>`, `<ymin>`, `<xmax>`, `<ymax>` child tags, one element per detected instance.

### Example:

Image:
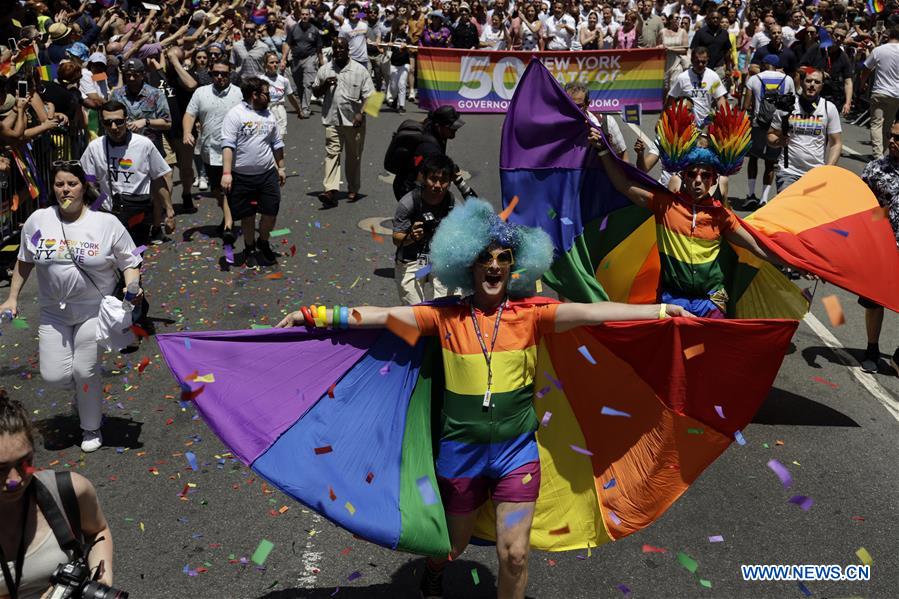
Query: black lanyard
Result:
<box><xmin>0</xmin><ymin>485</ymin><xmax>34</xmax><ymax>599</ymax></box>
<box><xmin>469</xmin><ymin>299</ymin><xmax>505</xmax><ymax>411</ymax></box>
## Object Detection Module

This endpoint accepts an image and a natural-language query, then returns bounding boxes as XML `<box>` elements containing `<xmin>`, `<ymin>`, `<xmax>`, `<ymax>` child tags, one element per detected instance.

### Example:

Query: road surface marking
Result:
<box><xmin>841</xmin><ymin>143</ymin><xmax>864</xmax><ymax>157</ymax></box>
<box><xmin>803</xmin><ymin>313</ymin><xmax>899</xmax><ymax>422</ymax></box>
<box><xmin>297</xmin><ymin>514</ymin><xmax>324</xmax><ymax>587</ymax></box>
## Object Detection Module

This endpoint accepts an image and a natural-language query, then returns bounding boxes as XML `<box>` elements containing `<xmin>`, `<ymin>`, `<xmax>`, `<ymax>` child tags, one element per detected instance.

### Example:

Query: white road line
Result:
<box><xmin>841</xmin><ymin>143</ymin><xmax>864</xmax><ymax>157</ymax></box>
<box><xmin>802</xmin><ymin>313</ymin><xmax>899</xmax><ymax>422</ymax></box>
<box><xmin>296</xmin><ymin>513</ymin><xmax>324</xmax><ymax>587</ymax></box>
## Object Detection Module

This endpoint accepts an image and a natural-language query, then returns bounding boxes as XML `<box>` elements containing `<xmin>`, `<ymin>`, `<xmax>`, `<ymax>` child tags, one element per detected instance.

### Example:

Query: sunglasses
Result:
<box><xmin>211</xmin><ymin>71</ymin><xmax>230</xmax><ymax>77</ymax></box>
<box><xmin>52</xmin><ymin>160</ymin><xmax>81</xmax><ymax>167</ymax></box>
<box><xmin>684</xmin><ymin>169</ymin><xmax>716</xmax><ymax>182</ymax></box>
<box><xmin>102</xmin><ymin>118</ymin><xmax>126</xmax><ymax>126</ymax></box>
<box><xmin>476</xmin><ymin>248</ymin><xmax>515</xmax><ymax>266</ymax></box>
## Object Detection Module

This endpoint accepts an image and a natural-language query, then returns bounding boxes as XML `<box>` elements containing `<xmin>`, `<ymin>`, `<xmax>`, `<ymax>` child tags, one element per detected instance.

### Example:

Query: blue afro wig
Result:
<box><xmin>429</xmin><ymin>198</ymin><xmax>554</xmax><ymax>298</ymax></box>
<box><xmin>680</xmin><ymin>147</ymin><xmax>721</xmax><ymax>173</ymax></box>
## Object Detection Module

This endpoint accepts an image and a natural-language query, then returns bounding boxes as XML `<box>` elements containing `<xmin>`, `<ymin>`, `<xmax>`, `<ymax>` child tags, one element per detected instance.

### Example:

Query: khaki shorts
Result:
<box><xmin>162</xmin><ymin>135</ymin><xmax>177</xmax><ymax>166</ymax></box>
<box><xmin>395</xmin><ymin>259</ymin><xmax>449</xmax><ymax>305</ymax></box>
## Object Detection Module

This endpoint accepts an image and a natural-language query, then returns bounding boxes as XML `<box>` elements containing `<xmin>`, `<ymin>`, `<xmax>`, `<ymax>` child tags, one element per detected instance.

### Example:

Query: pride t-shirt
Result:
<box><xmin>413</xmin><ymin>300</ymin><xmax>559</xmax><ymax>444</ymax></box>
<box><xmin>648</xmin><ymin>191</ymin><xmax>741</xmax><ymax>298</ymax></box>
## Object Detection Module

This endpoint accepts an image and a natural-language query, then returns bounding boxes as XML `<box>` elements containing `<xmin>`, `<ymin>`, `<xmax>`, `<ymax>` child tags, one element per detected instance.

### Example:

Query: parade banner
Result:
<box><xmin>417</xmin><ymin>47</ymin><xmax>665</xmax><ymax>113</ymax></box>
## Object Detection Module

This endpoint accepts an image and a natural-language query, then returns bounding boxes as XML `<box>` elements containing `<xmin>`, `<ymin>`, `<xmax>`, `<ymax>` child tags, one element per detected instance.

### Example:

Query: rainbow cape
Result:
<box><xmin>159</xmin><ymin>298</ymin><xmax>797</xmax><ymax>554</ymax></box>
<box><xmin>500</xmin><ymin>60</ymin><xmax>899</xmax><ymax>314</ymax></box>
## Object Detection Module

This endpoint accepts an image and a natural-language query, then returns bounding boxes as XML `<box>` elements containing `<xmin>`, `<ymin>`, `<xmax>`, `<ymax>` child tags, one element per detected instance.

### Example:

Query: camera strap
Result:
<box><xmin>0</xmin><ymin>484</ymin><xmax>34</xmax><ymax>599</ymax></box>
<box><xmin>33</xmin><ymin>476</ymin><xmax>85</xmax><ymax>561</ymax></box>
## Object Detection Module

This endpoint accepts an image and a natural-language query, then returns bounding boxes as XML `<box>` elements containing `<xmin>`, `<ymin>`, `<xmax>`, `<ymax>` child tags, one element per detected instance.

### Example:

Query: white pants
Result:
<box><xmin>389</xmin><ymin>64</ymin><xmax>409</xmax><ymax>109</ymax></box>
<box><xmin>38</xmin><ymin>303</ymin><xmax>102</xmax><ymax>431</ymax></box>
<box><xmin>395</xmin><ymin>260</ymin><xmax>449</xmax><ymax>305</ymax></box>
<box><xmin>271</xmin><ymin>104</ymin><xmax>288</xmax><ymax>137</ymax></box>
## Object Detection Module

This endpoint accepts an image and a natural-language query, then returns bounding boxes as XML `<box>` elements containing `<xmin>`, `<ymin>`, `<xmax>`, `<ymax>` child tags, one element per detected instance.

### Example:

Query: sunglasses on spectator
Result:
<box><xmin>684</xmin><ymin>169</ymin><xmax>716</xmax><ymax>182</ymax></box>
<box><xmin>476</xmin><ymin>248</ymin><xmax>515</xmax><ymax>266</ymax></box>
<box><xmin>52</xmin><ymin>160</ymin><xmax>81</xmax><ymax>168</ymax></box>
<box><xmin>211</xmin><ymin>71</ymin><xmax>230</xmax><ymax>77</ymax></box>
<box><xmin>102</xmin><ymin>118</ymin><xmax>126</xmax><ymax>126</ymax></box>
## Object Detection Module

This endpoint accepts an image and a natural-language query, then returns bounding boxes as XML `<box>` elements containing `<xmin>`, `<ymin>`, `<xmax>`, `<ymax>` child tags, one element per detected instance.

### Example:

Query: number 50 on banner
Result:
<box><xmin>459</xmin><ymin>55</ymin><xmax>527</xmax><ymax>100</ymax></box>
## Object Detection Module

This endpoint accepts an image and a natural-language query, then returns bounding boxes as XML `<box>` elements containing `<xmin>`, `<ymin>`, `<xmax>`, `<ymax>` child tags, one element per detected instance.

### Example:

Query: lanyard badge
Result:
<box><xmin>469</xmin><ymin>300</ymin><xmax>505</xmax><ymax>412</ymax></box>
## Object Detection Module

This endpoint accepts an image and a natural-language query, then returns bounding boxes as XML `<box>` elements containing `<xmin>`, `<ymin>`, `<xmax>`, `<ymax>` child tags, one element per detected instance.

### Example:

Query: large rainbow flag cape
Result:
<box><xmin>500</xmin><ymin>60</ymin><xmax>899</xmax><ymax>314</ymax></box>
<box><xmin>159</xmin><ymin>297</ymin><xmax>797</xmax><ymax>555</ymax></box>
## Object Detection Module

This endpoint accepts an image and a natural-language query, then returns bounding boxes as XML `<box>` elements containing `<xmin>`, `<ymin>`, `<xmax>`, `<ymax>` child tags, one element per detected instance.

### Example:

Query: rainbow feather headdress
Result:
<box><xmin>656</xmin><ymin>101</ymin><xmax>751</xmax><ymax>176</ymax></box>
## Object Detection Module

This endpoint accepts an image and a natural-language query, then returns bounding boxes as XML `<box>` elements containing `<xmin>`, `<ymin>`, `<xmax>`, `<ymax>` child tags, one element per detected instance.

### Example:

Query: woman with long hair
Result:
<box><xmin>579</xmin><ymin>11</ymin><xmax>601</xmax><ymax>50</ymax></box>
<box><xmin>0</xmin><ymin>164</ymin><xmax>142</xmax><ymax>453</ymax></box>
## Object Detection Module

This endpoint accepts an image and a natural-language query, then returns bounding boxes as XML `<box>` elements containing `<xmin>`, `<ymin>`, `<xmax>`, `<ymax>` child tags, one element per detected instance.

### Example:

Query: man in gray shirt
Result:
<box><xmin>282</xmin><ymin>7</ymin><xmax>324</xmax><ymax>119</ymax></box>
<box><xmin>312</xmin><ymin>38</ymin><xmax>374</xmax><ymax>207</ymax></box>
<box><xmin>231</xmin><ymin>21</ymin><xmax>269</xmax><ymax>81</ymax></box>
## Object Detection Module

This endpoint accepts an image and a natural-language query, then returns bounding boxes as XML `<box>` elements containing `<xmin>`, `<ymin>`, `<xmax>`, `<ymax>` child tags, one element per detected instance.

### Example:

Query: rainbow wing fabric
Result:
<box><xmin>159</xmin><ymin>308</ymin><xmax>796</xmax><ymax>554</ymax></box>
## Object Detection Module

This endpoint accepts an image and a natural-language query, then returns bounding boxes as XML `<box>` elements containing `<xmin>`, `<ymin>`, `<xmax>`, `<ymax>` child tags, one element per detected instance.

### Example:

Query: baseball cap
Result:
<box><xmin>430</xmin><ymin>105</ymin><xmax>465</xmax><ymax>130</ymax></box>
<box><xmin>121</xmin><ymin>58</ymin><xmax>146</xmax><ymax>72</ymax></box>
<box><xmin>66</xmin><ymin>42</ymin><xmax>90</xmax><ymax>61</ymax></box>
<box><xmin>88</xmin><ymin>52</ymin><xmax>107</xmax><ymax>65</ymax></box>
<box><xmin>762</xmin><ymin>54</ymin><xmax>780</xmax><ymax>67</ymax></box>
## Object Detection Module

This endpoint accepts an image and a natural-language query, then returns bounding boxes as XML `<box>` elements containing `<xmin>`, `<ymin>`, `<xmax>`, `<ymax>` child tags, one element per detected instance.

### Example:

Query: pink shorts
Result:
<box><xmin>437</xmin><ymin>461</ymin><xmax>541</xmax><ymax>515</ymax></box>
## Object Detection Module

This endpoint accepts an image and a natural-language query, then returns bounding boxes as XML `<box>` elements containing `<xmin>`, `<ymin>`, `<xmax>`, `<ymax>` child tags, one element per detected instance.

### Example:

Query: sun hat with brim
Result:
<box><xmin>48</xmin><ymin>22</ymin><xmax>72</xmax><ymax>41</ymax></box>
<box><xmin>0</xmin><ymin>95</ymin><xmax>16</xmax><ymax>117</ymax></box>
<box><xmin>66</xmin><ymin>42</ymin><xmax>90</xmax><ymax>61</ymax></box>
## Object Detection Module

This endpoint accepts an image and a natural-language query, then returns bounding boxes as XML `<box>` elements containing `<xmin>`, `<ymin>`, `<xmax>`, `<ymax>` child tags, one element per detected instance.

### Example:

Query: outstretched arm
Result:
<box><xmin>276</xmin><ymin>305</ymin><xmax>418</xmax><ymax>330</ymax></box>
<box><xmin>588</xmin><ymin>127</ymin><xmax>654</xmax><ymax>208</ymax></box>
<box><xmin>554</xmin><ymin>301</ymin><xmax>693</xmax><ymax>333</ymax></box>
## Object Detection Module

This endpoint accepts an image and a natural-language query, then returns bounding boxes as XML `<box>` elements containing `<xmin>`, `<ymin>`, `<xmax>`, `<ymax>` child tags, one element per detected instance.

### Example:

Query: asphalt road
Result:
<box><xmin>1</xmin><ymin>96</ymin><xmax>897</xmax><ymax>599</ymax></box>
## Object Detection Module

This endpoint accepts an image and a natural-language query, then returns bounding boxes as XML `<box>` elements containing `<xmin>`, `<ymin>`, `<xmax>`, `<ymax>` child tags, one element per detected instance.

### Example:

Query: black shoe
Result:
<box><xmin>257</xmin><ymin>237</ymin><xmax>278</xmax><ymax>265</ymax></box>
<box><xmin>180</xmin><ymin>195</ymin><xmax>198</xmax><ymax>214</ymax></box>
<box><xmin>222</xmin><ymin>227</ymin><xmax>236</xmax><ymax>247</ymax></box>
<box><xmin>150</xmin><ymin>226</ymin><xmax>170</xmax><ymax>245</ymax></box>
<box><xmin>891</xmin><ymin>348</ymin><xmax>899</xmax><ymax>376</ymax></box>
<box><xmin>244</xmin><ymin>247</ymin><xmax>258</xmax><ymax>269</ymax></box>
<box><xmin>861</xmin><ymin>349</ymin><xmax>880</xmax><ymax>374</ymax></box>
<box><xmin>743</xmin><ymin>194</ymin><xmax>760</xmax><ymax>210</ymax></box>
<box><xmin>419</xmin><ymin>565</ymin><xmax>443</xmax><ymax>599</ymax></box>
<box><xmin>398</xmin><ymin>106</ymin><xmax>406</xmax><ymax>113</ymax></box>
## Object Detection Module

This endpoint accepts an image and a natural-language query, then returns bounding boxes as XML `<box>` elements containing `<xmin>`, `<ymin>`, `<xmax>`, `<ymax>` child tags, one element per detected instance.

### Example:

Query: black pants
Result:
<box><xmin>113</xmin><ymin>195</ymin><xmax>153</xmax><ymax>325</ymax></box>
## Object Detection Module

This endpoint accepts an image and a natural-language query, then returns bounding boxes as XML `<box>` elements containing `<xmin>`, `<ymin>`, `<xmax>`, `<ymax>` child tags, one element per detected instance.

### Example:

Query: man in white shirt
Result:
<box><xmin>667</xmin><ymin>47</ymin><xmax>727</xmax><ymax>127</ymax></box>
<box><xmin>183</xmin><ymin>61</ymin><xmax>244</xmax><ymax>247</ymax></box>
<box><xmin>312</xmin><ymin>39</ymin><xmax>375</xmax><ymax>207</ymax></box>
<box><xmin>861</xmin><ymin>28</ymin><xmax>899</xmax><ymax>158</ymax></box>
<box><xmin>600</xmin><ymin>6</ymin><xmax>620</xmax><ymax>48</ymax></box>
<box><xmin>543</xmin><ymin>1</ymin><xmax>576</xmax><ymax>50</ymax></box>
<box><xmin>750</xmin><ymin>15</ymin><xmax>775</xmax><ymax>54</ymax></box>
<box><xmin>336</xmin><ymin>2</ymin><xmax>370</xmax><ymax>68</ymax></box>
<box><xmin>767</xmin><ymin>68</ymin><xmax>842</xmax><ymax>191</ymax></box>
<box><xmin>565</xmin><ymin>82</ymin><xmax>628</xmax><ymax>161</ymax></box>
<box><xmin>231</xmin><ymin>21</ymin><xmax>269</xmax><ymax>81</ymax></box>
<box><xmin>220</xmin><ymin>78</ymin><xmax>286</xmax><ymax>269</ymax></box>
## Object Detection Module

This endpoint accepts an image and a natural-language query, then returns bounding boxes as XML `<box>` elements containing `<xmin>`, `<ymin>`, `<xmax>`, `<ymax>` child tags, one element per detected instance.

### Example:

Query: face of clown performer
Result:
<box><xmin>471</xmin><ymin>242</ymin><xmax>515</xmax><ymax>309</ymax></box>
<box><xmin>680</xmin><ymin>164</ymin><xmax>718</xmax><ymax>202</ymax></box>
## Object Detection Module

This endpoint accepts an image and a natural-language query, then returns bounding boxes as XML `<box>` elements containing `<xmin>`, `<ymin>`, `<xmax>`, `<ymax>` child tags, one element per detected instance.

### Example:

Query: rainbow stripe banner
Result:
<box><xmin>417</xmin><ymin>47</ymin><xmax>665</xmax><ymax>114</ymax></box>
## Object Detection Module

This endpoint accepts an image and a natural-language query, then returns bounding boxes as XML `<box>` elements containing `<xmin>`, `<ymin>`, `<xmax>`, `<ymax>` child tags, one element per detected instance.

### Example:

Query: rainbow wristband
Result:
<box><xmin>309</xmin><ymin>305</ymin><xmax>320</xmax><ymax>327</ymax></box>
<box><xmin>317</xmin><ymin>305</ymin><xmax>328</xmax><ymax>326</ymax></box>
<box><xmin>659</xmin><ymin>303</ymin><xmax>667</xmax><ymax>319</ymax></box>
<box><xmin>340</xmin><ymin>306</ymin><xmax>349</xmax><ymax>329</ymax></box>
<box><xmin>300</xmin><ymin>306</ymin><xmax>315</xmax><ymax>328</ymax></box>
<box><xmin>332</xmin><ymin>305</ymin><xmax>341</xmax><ymax>329</ymax></box>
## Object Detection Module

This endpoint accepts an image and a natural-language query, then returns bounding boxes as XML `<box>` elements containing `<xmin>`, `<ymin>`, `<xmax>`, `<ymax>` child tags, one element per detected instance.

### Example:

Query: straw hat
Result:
<box><xmin>48</xmin><ymin>22</ymin><xmax>72</xmax><ymax>42</ymax></box>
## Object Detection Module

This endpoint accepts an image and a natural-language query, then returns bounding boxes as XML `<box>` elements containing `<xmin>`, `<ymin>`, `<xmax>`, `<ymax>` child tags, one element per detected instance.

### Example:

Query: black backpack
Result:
<box><xmin>384</xmin><ymin>120</ymin><xmax>438</xmax><ymax>174</ymax></box>
<box><xmin>753</xmin><ymin>73</ymin><xmax>789</xmax><ymax>129</ymax></box>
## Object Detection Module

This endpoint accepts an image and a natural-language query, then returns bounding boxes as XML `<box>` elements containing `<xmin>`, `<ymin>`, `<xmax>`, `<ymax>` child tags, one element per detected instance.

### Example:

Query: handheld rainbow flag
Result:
<box><xmin>38</xmin><ymin>64</ymin><xmax>58</xmax><ymax>82</ymax></box>
<box><xmin>15</xmin><ymin>45</ymin><xmax>39</xmax><ymax>68</ymax></box>
<box><xmin>866</xmin><ymin>0</ymin><xmax>885</xmax><ymax>15</ymax></box>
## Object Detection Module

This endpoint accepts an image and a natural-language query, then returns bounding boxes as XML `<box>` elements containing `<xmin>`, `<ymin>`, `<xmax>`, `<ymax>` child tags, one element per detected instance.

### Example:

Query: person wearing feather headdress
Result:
<box><xmin>275</xmin><ymin>198</ymin><xmax>692</xmax><ymax>599</ymax></box>
<box><xmin>589</xmin><ymin>100</ymin><xmax>791</xmax><ymax>318</ymax></box>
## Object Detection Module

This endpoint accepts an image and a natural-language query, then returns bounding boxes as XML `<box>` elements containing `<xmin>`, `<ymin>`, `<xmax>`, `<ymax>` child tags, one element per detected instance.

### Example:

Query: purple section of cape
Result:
<box><xmin>157</xmin><ymin>328</ymin><xmax>379</xmax><ymax>464</ymax></box>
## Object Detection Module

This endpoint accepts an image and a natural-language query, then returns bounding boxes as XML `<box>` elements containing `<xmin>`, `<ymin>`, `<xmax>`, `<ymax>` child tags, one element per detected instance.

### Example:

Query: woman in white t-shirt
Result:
<box><xmin>260</xmin><ymin>52</ymin><xmax>302</xmax><ymax>137</ymax></box>
<box><xmin>479</xmin><ymin>12</ymin><xmax>511</xmax><ymax>49</ymax></box>
<box><xmin>0</xmin><ymin>164</ymin><xmax>142</xmax><ymax>453</ymax></box>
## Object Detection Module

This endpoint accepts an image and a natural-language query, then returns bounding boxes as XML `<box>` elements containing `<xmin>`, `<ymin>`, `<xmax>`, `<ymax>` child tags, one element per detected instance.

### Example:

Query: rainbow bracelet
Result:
<box><xmin>300</xmin><ymin>306</ymin><xmax>315</xmax><ymax>328</ymax></box>
<box><xmin>339</xmin><ymin>306</ymin><xmax>349</xmax><ymax>329</ymax></box>
<box><xmin>317</xmin><ymin>305</ymin><xmax>328</xmax><ymax>325</ymax></box>
<box><xmin>332</xmin><ymin>305</ymin><xmax>341</xmax><ymax>329</ymax></box>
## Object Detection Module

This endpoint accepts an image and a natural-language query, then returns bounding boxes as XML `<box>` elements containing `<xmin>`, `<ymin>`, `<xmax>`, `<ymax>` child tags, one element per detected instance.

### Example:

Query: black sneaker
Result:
<box><xmin>891</xmin><ymin>348</ymin><xmax>899</xmax><ymax>376</ymax></box>
<box><xmin>150</xmin><ymin>226</ymin><xmax>170</xmax><ymax>245</ymax></box>
<box><xmin>256</xmin><ymin>237</ymin><xmax>278</xmax><ymax>266</ymax></box>
<box><xmin>743</xmin><ymin>194</ymin><xmax>760</xmax><ymax>210</ymax></box>
<box><xmin>419</xmin><ymin>565</ymin><xmax>443</xmax><ymax>599</ymax></box>
<box><xmin>222</xmin><ymin>227</ymin><xmax>236</xmax><ymax>247</ymax></box>
<box><xmin>861</xmin><ymin>349</ymin><xmax>880</xmax><ymax>374</ymax></box>
<box><xmin>244</xmin><ymin>246</ymin><xmax>258</xmax><ymax>269</ymax></box>
<box><xmin>180</xmin><ymin>195</ymin><xmax>198</xmax><ymax>214</ymax></box>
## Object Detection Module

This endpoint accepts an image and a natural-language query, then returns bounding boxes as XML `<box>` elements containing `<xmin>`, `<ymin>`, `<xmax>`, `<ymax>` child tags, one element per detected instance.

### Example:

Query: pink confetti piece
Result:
<box><xmin>599</xmin><ymin>215</ymin><xmax>609</xmax><ymax>231</ymax></box>
<box><xmin>569</xmin><ymin>444</ymin><xmax>593</xmax><ymax>456</ymax></box>
<box><xmin>132</xmin><ymin>245</ymin><xmax>147</xmax><ymax>256</ymax></box>
<box><xmin>789</xmin><ymin>495</ymin><xmax>814</xmax><ymax>511</ymax></box>
<box><xmin>577</xmin><ymin>345</ymin><xmax>597</xmax><ymax>365</ymax></box>
<box><xmin>540</xmin><ymin>411</ymin><xmax>552</xmax><ymax>427</ymax></box>
<box><xmin>601</xmin><ymin>406</ymin><xmax>631</xmax><ymax>417</ymax></box>
<box><xmin>708</xmin><ymin>535</ymin><xmax>724</xmax><ymax>543</ymax></box>
<box><xmin>714</xmin><ymin>405</ymin><xmax>725</xmax><ymax>418</ymax></box>
<box><xmin>767</xmin><ymin>459</ymin><xmax>793</xmax><ymax>489</ymax></box>
<box><xmin>379</xmin><ymin>363</ymin><xmax>390</xmax><ymax>375</ymax></box>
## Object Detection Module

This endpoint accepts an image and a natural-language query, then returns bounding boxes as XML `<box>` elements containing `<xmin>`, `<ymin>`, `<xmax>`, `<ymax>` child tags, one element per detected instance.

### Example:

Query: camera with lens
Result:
<box><xmin>452</xmin><ymin>170</ymin><xmax>478</xmax><ymax>199</ymax></box>
<box><xmin>420</xmin><ymin>211</ymin><xmax>438</xmax><ymax>231</ymax></box>
<box><xmin>48</xmin><ymin>557</ymin><xmax>128</xmax><ymax>599</ymax></box>
<box><xmin>773</xmin><ymin>92</ymin><xmax>797</xmax><ymax>112</ymax></box>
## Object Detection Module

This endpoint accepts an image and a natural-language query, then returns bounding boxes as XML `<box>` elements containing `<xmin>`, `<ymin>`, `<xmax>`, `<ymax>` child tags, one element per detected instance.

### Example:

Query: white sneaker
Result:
<box><xmin>198</xmin><ymin>176</ymin><xmax>209</xmax><ymax>192</ymax></box>
<box><xmin>191</xmin><ymin>177</ymin><xmax>199</xmax><ymax>188</ymax></box>
<box><xmin>81</xmin><ymin>429</ymin><xmax>102</xmax><ymax>453</ymax></box>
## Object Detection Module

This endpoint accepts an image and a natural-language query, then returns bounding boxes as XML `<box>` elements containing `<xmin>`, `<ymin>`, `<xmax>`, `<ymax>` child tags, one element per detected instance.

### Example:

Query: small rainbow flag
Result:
<box><xmin>866</xmin><ymin>0</ymin><xmax>885</xmax><ymax>15</ymax></box>
<box><xmin>38</xmin><ymin>64</ymin><xmax>58</xmax><ymax>82</ymax></box>
<box><xmin>0</xmin><ymin>60</ymin><xmax>16</xmax><ymax>77</ymax></box>
<box><xmin>119</xmin><ymin>158</ymin><xmax>133</xmax><ymax>168</ymax></box>
<box><xmin>15</xmin><ymin>45</ymin><xmax>39</xmax><ymax>67</ymax></box>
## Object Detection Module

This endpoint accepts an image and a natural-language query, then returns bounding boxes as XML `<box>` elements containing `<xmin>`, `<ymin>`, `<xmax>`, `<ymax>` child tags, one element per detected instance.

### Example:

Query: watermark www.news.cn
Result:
<box><xmin>741</xmin><ymin>564</ymin><xmax>871</xmax><ymax>582</ymax></box>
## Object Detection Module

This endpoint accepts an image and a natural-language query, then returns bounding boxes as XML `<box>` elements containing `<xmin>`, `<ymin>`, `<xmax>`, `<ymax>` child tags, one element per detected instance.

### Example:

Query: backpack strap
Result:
<box><xmin>56</xmin><ymin>471</ymin><xmax>84</xmax><ymax>546</ymax></box>
<box><xmin>32</xmin><ymin>475</ymin><xmax>85</xmax><ymax>560</ymax></box>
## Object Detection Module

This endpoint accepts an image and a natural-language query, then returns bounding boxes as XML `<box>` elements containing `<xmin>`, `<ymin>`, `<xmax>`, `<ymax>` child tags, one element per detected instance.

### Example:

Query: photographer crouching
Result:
<box><xmin>0</xmin><ymin>390</ymin><xmax>125</xmax><ymax>599</ymax></box>
<box><xmin>392</xmin><ymin>156</ymin><xmax>462</xmax><ymax>305</ymax></box>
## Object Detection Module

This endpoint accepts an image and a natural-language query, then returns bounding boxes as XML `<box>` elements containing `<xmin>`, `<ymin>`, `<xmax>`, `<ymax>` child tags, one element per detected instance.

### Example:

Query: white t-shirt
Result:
<box><xmin>480</xmin><ymin>24</ymin><xmax>507</xmax><ymax>49</ymax></box>
<box><xmin>80</xmin><ymin>133</ymin><xmax>172</xmax><ymax>209</ymax></box>
<box><xmin>544</xmin><ymin>14</ymin><xmax>576</xmax><ymax>50</ymax></box>
<box><xmin>339</xmin><ymin>19</ymin><xmax>370</xmax><ymax>64</ymax></box>
<box><xmin>745</xmin><ymin>71</ymin><xmax>795</xmax><ymax>116</ymax></box>
<box><xmin>600</xmin><ymin>19</ymin><xmax>620</xmax><ymax>48</ymax></box>
<box><xmin>18</xmin><ymin>207</ymin><xmax>141</xmax><ymax>308</ymax></box>
<box><xmin>771</xmin><ymin>97</ymin><xmax>842</xmax><ymax>178</ymax></box>
<box><xmin>220</xmin><ymin>101</ymin><xmax>284</xmax><ymax>175</ymax></box>
<box><xmin>750</xmin><ymin>30</ymin><xmax>771</xmax><ymax>51</ymax></box>
<box><xmin>781</xmin><ymin>25</ymin><xmax>797</xmax><ymax>48</ymax></box>
<box><xmin>864</xmin><ymin>42</ymin><xmax>899</xmax><ymax>98</ymax></box>
<box><xmin>668</xmin><ymin>67</ymin><xmax>727</xmax><ymax>126</ymax></box>
<box><xmin>79</xmin><ymin>68</ymin><xmax>102</xmax><ymax>99</ymax></box>
<box><xmin>586</xmin><ymin>111</ymin><xmax>627</xmax><ymax>155</ymax></box>
<box><xmin>184</xmin><ymin>83</ymin><xmax>244</xmax><ymax>166</ymax></box>
<box><xmin>258</xmin><ymin>72</ymin><xmax>295</xmax><ymax>105</ymax></box>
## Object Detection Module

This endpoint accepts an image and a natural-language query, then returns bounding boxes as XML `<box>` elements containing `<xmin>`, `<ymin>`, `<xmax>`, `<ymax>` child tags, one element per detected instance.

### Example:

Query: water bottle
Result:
<box><xmin>123</xmin><ymin>282</ymin><xmax>140</xmax><ymax>313</ymax></box>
